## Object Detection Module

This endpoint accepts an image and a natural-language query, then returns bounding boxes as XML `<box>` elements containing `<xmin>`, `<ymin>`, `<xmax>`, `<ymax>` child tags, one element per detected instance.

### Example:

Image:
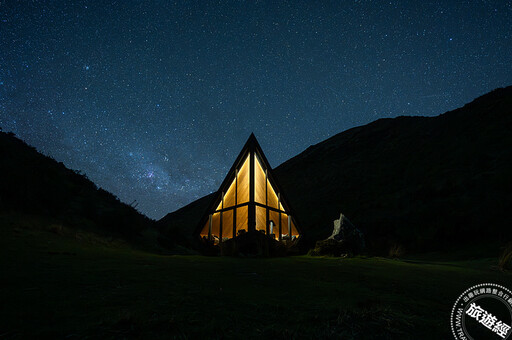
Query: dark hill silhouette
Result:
<box><xmin>0</xmin><ymin>130</ymin><xmax>154</xmax><ymax>243</ymax></box>
<box><xmin>158</xmin><ymin>86</ymin><xmax>512</xmax><ymax>255</ymax></box>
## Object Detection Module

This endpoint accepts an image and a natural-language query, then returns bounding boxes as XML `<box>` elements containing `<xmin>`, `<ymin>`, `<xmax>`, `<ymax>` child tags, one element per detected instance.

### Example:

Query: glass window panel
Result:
<box><xmin>223</xmin><ymin>178</ymin><xmax>236</xmax><ymax>209</ymax></box>
<box><xmin>222</xmin><ymin>209</ymin><xmax>234</xmax><ymax>240</ymax></box>
<box><xmin>255</xmin><ymin>155</ymin><xmax>266</xmax><ymax>204</ymax></box>
<box><xmin>267</xmin><ymin>179</ymin><xmax>279</xmax><ymax>209</ymax></box>
<box><xmin>268</xmin><ymin>210</ymin><xmax>280</xmax><ymax>240</ymax></box>
<box><xmin>211</xmin><ymin>212</ymin><xmax>221</xmax><ymax>243</ymax></box>
<box><xmin>237</xmin><ymin>155</ymin><xmax>250</xmax><ymax>204</ymax></box>
<box><xmin>280</xmin><ymin>213</ymin><xmax>290</xmax><ymax>239</ymax></box>
<box><xmin>256</xmin><ymin>206</ymin><xmax>266</xmax><ymax>233</ymax></box>
<box><xmin>236</xmin><ymin>206</ymin><xmax>248</xmax><ymax>236</ymax></box>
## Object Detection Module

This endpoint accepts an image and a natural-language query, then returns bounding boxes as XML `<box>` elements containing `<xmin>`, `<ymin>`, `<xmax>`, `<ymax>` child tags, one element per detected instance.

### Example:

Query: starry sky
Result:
<box><xmin>1</xmin><ymin>1</ymin><xmax>511</xmax><ymax>219</ymax></box>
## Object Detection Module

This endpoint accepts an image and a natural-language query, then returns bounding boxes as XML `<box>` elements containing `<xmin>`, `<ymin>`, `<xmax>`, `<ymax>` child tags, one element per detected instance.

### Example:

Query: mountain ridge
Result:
<box><xmin>159</xmin><ymin>86</ymin><xmax>512</xmax><ymax>255</ymax></box>
<box><xmin>0</xmin><ymin>130</ymin><xmax>157</xmax><ymax>248</ymax></box>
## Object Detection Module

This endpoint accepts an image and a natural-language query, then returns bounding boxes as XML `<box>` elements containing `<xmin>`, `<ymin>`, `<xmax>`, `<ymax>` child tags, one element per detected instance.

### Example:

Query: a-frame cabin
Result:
<box><xmin>195</xmin><ymin>133</ymin><xmax>300</xmax><ymax>249</ymax></box>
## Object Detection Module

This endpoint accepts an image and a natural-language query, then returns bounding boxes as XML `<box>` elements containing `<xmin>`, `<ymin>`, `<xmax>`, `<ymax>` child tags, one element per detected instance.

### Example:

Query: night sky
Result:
<box><xmin>1</xmin><ymin>1</ymin><xmax>511</xmax><ymax>219</ymax></box>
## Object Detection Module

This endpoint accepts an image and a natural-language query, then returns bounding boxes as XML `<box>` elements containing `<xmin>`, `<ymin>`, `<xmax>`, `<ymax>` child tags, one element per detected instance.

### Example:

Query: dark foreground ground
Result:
<box><xmin>1</xmin><ymin>216</ymin><xmax>511</xmax><ymax>339</ymax></box>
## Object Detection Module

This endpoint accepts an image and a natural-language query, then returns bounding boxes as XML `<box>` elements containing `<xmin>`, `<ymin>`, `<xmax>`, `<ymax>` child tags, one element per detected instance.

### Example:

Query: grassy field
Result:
<box><xmin>1</xmin><ymin>219</ymin><xmax>511</xmax><ymax>339</ymax></box>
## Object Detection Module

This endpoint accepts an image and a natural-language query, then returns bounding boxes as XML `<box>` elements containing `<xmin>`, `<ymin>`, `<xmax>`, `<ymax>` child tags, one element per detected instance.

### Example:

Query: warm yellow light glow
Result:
<box><xmin>222</xmin><ymin>209</ymin><xmax>234</xmax><ymax>239</ymax></box>
<box><xmin>280</xmin><ymin>213</ymin><xmax>289</xmax><ymax>237</ymax></box>
<box><xmin>237</xmin><ymin>155</ymin><xmax>250</xmax><ymax>204</ymax></box>
<box><xmin>255</xmin><ymin>155</ymin><xmax>266</xmax><ymax>204</ymax></box>
<box><xmin>291</xmin><ymin>219</ymin><xmax>299</xmax><ymax>236</ymax></box>
<box><xmin>267</xmin><ymin>178</ymin><xmax>279</xmax><ymax>209</ymax></box>
<box><xmin>255</xmin><ymin>205</ymin><xmax>266</xmax><ymax>232</ymax></box>
<box><xmin>222</xmin><ymin>179</ymin><xmax>236</xmax><ymax>210</ymax></box>
<box><xmin>236</xmin><ymin>205</ymin><xmax>248</xmax><ymax>235</ymax></box>
<box><xmin>201</xmin><ymin>149</ymin><xmax>300</xmax><ymax>243</ymax></box>
<box><xmin>269</xmin><ymin>210</ymin><xmax>279</xmax><ymax>237</ymax></box>
<box><xmin>200</xmin><ymin>212</ymin><xmax>222</xmax><ymax>241</ymax></box>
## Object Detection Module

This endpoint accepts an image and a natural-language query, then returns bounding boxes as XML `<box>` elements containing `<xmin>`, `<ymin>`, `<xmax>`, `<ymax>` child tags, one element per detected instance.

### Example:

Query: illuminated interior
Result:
<box><xmin>200</xmin><ymin>150</ymin><xmax>300</xmax><ymax>244</ymax></box>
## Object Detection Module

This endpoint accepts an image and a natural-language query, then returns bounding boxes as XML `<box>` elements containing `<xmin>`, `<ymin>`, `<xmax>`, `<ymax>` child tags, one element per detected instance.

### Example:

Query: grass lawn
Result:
<box><xmin>1</xmin><ymin>220</ymin><xmax>511</xmax><ymax>339</ymax></box>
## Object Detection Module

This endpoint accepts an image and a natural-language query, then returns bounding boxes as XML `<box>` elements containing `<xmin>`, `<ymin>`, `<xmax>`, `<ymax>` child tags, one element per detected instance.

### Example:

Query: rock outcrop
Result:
<box><xmin>310</xmin><ymin>213</ymin><xmax>365</xmax><ymax>256</ymax></box>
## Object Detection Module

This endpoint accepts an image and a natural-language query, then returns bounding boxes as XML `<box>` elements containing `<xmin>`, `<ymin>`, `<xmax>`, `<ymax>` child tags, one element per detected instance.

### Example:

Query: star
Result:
<box><xmin>1</xmin><ymin>1</ymin><xmax>510</xmax><ymax>219</ymax></box>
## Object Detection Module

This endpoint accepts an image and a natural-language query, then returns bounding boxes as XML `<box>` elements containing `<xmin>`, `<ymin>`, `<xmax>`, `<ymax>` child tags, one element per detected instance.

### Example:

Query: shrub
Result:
<box><xmin>309</xmin><ymin>239</ymin><xmax>354</xmax><ymax>257</ymax></box>
<box><xmin>388</xmin><ymin>243</ymin><xmax>405</xmax><ymax>258</ymax></box>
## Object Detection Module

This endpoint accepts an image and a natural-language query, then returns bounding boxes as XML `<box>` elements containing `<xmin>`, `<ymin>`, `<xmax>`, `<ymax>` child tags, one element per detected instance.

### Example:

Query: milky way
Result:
<box><xmin>1</xmin><ymin>1</ymin><xmax>511</xmax><ymax>219</ymax></box>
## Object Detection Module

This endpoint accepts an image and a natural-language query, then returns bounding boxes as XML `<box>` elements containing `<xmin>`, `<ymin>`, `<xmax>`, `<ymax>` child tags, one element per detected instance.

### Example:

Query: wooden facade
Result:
<box><xmin>195</xmin><ymin>133</ymin><xmax>301</xmax><ymax>245</ymax></box>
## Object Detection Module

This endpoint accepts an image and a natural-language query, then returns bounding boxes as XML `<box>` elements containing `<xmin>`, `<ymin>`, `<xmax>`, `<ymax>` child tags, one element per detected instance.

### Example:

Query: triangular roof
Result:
<box><xmin>194</xmin><ymin>133</ymin><xmax>301</xmax><ymax>242</ymax></box>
